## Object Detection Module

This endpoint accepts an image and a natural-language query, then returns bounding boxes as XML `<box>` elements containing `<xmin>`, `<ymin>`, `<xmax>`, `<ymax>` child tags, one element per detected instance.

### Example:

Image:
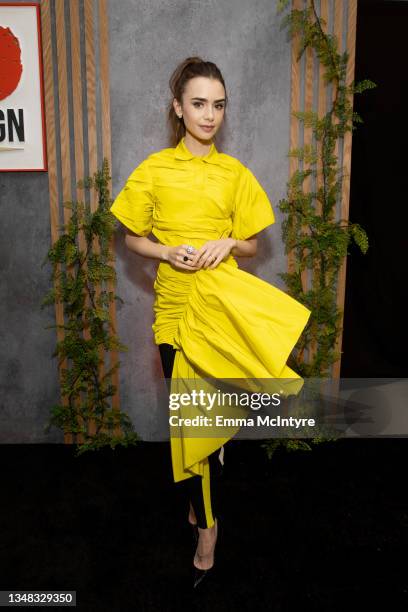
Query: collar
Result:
<box><xmin>174</xmin><ymin>136</ymin><xmax>220</xmax><ymax>165</ymax></box>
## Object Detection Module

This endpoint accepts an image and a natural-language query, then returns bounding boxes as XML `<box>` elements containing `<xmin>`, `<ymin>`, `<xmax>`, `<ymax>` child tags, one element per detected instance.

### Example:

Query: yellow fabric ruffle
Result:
<box><xmin>168</xmin><ymin>262</ymin><xmax>312</xmax><ymax>483</ymax></box>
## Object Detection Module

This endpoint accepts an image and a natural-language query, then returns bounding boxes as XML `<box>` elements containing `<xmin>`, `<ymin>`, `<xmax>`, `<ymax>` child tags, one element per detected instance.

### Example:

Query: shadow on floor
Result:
<box><xmin>0</xmin><ymin>439</ymin><xmax>407</xmax><ymax>611</ymax></box>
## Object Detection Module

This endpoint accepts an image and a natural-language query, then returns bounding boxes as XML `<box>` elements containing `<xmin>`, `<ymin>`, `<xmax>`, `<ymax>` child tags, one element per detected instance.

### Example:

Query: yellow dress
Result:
<box><xmin>110</xmin><ymin>136</ymin><xmax>311</xmax><ymax>497</ymax></box>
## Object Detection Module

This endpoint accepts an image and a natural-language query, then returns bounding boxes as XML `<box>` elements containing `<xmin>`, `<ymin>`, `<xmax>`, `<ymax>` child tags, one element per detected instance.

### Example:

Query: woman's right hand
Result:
<box><xmin>162</xmin><ymin>244</ymin><xmax>201</xmax><ymax>271</ymax></box>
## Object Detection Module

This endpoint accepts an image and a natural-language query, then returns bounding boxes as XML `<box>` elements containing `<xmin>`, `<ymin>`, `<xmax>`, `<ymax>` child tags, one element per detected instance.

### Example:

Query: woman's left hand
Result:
<box><xmin>189</xmin><ymin>238</ymin><xmax>237</xmax><ymax>270</ymax></box>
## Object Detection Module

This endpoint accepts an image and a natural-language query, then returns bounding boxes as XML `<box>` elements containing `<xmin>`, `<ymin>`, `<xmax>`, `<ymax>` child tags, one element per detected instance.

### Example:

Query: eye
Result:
<box><xmin>216</xmin><ymin>104</ymin><xmax>225</xmax><ymax>110</ymax></box>
<box><xmin>193</xmin><ymin>102</ymin><xmax>203</xmax><ymax>108</ymax></box>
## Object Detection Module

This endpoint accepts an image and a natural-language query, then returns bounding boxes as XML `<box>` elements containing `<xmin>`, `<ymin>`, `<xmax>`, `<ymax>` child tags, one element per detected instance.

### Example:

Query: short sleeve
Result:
<box><xmin>231</xmin><ymin>166</ymin><xmax>275</xmax><ymax>240</ymax></box>
<box><xmin>110</xmin><ymin>158</ymin><xmax>154</xmax><ymax>236</ymax></box>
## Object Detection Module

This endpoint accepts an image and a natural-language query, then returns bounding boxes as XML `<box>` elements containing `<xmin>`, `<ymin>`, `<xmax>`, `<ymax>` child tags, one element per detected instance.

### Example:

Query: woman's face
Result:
<box><xmin>174</xmin><ymin>76</ymin><xmax>226</xmax><ymax>142</ymax></box>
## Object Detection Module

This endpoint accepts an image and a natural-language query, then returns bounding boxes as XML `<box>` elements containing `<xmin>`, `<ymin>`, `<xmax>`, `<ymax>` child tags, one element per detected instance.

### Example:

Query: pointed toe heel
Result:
<box><xmin>193</xmin><ymin>566</ymin><xmax>212</xmax><ymax>588</ymax></box>
<box><xmin>192</xmin><ymin>518</ymin><xmax>219</xmax><ymax>589</ymax></box>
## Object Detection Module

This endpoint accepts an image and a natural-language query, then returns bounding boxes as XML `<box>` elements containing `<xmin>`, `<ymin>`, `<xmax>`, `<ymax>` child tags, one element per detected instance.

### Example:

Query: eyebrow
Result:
<box><xmin>190</xmin><ymin>97</ymin><xmax>226</xmax><ymax>103</ymax></box>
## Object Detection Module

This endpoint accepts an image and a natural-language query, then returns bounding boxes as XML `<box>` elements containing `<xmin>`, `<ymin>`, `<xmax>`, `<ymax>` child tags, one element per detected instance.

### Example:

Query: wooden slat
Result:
<box><xmin>328</xmin><ymin>0</ymin><xmax>343</xmax><ymax>382</ymax></box>
<box><xmin>309</xmin><ymin>0</ymin><xmax>329</xmax><ymax>368</ymax></box>
<box><xmin>332</xmin><ymin>0</ymin><xmax>343</xmax><ymax>168</ymax></box>
<box><xmin>41</xmin><ymin>0</ymin><xmax>72</xmax><ymax>444</ymax></box>
<box><xmin>69</xmin><ymin>0</ymin><xmax>86</xmax><ymax>444</ymax></box>
<box><xmin>302</xmin><ymin>37</ymin><xmax>314</xmax><ymax>254</ymax></box>
<box><xmin>99</xmin><ymin>0</ymin><xmax>120</xmax><ymax>422</ymax></box>
<box><xmin>41</xmin><ymin>0</ymin><xmax>59</xmax><ymax>245</ymax></box>
<box><xmin>316</xmin><ymin>0</ymin><xmax>329</xmax><ymax>216</ymax></box>
<box><xmin>309</xmin><ymin>0</ymin><xmax>330</xmax><ymax>366</ymax></box>
<box><xmin>69</xmin><ymin>0</ymin><xmax>84</xmax><ymax>199</ymax></box>
<box><xmin>84</xmin><ymin>0</ymin><xmax>103</xmax><ymax>436</ymax></box>
<box><xmin>56</xmin><ymin>0</ymin><xmax>82</xmax><ymax>440</ymax></box>
<box><xmin>288</xmin><ymin>0</ymin><xmax>303</xmax><ymax>277</ymax></box>
<box><xmin>98</xmin><ymin>0</ymin><xmax>111</xmax><ymax>166</ymax></box>
<box><xmin>55</xmin><ymin>0</ymin><xmax>71</xmax><ymax>210</ymax></box>
<box><xmin>316</xmin><ymin>0</ymin><xmax>329</xmax><ymax>202</ymax></box>
<box><xmin>332</xmin><ymin>0</ymin><xmax>357</xmax><ymax>378</ymax></box>
<box><xmin>84</xmin><ymin>0</ymin><xmax>98</xmax><ymax>204</ymax></box>
<box><xmin>302</xmin><ymin>7</ymin><xmax>315</xmax><ymax>360</ymax></box>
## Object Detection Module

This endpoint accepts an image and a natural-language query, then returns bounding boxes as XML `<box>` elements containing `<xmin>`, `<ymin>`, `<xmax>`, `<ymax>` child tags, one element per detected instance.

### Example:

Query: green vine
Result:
<box><xmin>41</xmin><ymin>158</ymin><xmax>140</xmax><ymax>455</ymax></box>
<box><xmin>262</xmin><ymin>1</ymin><xmax>375</xmax><ymax>458</ymax></box>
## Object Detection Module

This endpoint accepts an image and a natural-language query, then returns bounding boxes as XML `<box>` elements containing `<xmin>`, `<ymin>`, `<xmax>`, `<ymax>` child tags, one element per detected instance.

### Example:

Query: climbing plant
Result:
<box><xmin>41</xmin><ymin>158</ymin><xmax>139</xmax><ymax>455</ymax></box>
<box><xmin>263</xmin><ymin>0</ymin><xmax>375</xmax><ymax>458</ymax></box>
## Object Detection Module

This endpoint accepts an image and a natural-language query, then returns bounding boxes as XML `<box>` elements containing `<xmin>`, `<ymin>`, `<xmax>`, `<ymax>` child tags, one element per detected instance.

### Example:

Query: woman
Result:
<box><xmin>110</xmin><ymin>57</ymin><xmax>311</xmax><ymax>587</ymax></box>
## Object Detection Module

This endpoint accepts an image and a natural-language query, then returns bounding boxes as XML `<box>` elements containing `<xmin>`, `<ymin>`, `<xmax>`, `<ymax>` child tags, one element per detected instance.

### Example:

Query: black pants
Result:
<box><xmin>158</xmin><ymin>343</ymin><xmax>223</xmax><ymax>528</ymax></box>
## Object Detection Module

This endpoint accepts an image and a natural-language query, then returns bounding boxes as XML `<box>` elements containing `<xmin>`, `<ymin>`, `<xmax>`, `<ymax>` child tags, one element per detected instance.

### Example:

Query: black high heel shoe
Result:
<box><xmin>192</xmin><ymin>518</ymin><xmax>218</xmax><ymax>589</ymax></box>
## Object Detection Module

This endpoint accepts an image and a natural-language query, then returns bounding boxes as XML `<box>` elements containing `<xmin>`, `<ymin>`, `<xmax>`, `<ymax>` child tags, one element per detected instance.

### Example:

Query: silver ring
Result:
<box><xmin>186</xmin><ymin>245</ymin><xmax>195</xmax><ymax>254</ymax></box>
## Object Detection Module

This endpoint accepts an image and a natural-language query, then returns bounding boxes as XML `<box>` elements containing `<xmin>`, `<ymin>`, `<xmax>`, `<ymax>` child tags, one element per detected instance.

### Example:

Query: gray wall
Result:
<box><xmin>0</xmin><ymin>169</ymin><xmax>62</xmax><ymax>442</ymax></box>
<box><xmin>108</xmin><ymin>0</ymin><xmax>292</xmax><ymax>440</ymax></box>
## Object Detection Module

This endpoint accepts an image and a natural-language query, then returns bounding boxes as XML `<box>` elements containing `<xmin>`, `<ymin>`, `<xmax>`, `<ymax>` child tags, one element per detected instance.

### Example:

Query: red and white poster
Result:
<box><xmin>0</xmin><ymin>3</ymin><xmax>47</xmax><ymax>171</ymax></box>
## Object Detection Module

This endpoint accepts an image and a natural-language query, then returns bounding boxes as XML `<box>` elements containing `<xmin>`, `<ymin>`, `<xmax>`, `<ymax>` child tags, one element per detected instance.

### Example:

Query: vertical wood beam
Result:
<box><xmin>333</xmin><ymin>0</ymin><xmax>357</xmax><ymax>378</ymax></box>
<box><xmin>41</xmin><ymin>0</ymin><xmax>72</xmax><ymax>443</ymax></box>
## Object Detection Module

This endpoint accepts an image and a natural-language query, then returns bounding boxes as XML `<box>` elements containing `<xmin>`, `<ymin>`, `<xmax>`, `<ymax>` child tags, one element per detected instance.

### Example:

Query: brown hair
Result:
<box><xmin>168</xmin><ymin>56</ymin><xmax>228</xmax><ymax>147</ymax></box>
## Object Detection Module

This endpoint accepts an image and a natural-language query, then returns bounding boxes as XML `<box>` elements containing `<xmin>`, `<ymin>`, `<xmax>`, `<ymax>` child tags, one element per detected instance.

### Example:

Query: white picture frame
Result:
<box><xmin>0</xmin><ymin>3</ymin><xmax>47</xmax><ymax>171</ymax></box>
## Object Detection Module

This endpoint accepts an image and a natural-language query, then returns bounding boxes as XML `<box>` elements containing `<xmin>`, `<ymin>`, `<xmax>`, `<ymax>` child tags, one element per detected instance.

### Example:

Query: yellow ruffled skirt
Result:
<box><xmin>153</xmin><ymin>260</ymin><xmax>312</xmax><ymax>484</ymax></box>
